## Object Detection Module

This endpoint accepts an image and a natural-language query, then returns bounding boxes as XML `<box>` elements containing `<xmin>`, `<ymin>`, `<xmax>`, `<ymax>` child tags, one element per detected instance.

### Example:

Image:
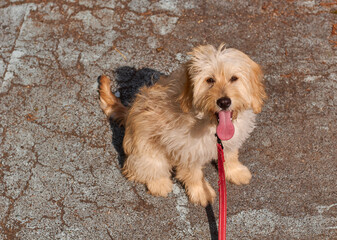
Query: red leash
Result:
<box><xmin>216</xmin><ymin>135</ymin><xmax>227</xmax><ymax>240</ymax></box>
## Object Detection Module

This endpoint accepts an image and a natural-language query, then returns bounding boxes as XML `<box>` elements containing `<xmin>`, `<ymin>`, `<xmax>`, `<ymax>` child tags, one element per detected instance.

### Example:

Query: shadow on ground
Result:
<box><xmin>99</xmin><ymin>67</ymin><xmax>162</xmax><ymax>167</ymax></box>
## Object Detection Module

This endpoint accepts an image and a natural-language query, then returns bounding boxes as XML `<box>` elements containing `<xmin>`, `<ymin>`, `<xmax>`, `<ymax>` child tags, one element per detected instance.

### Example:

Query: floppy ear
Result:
<box><xmin>250</xmin><ymin>63</ymin><xmax>267</xmax><ymax>114</ymax></box>
<box><xmin>178</xmin><ymin>45</ymin><xmax>216</xmax><ymax>113</ymax></box>
<box><xmin>178</xmin><ymin>70</ymin><xmax>193</xmax><ymax>113</ymax></box>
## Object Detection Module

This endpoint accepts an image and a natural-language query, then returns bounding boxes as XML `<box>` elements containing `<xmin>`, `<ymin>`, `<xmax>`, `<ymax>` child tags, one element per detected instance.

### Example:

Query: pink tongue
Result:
<box><xmin>216</xmin><ymin>111</ymin><xmax>235</xmax><ymax>141</ymax></box>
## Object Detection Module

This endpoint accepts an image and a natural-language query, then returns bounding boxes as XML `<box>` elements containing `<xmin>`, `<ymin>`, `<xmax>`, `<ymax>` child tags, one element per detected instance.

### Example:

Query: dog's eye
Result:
<box><xmin>206</xmin><ymin>78</ymin><xmax>215</xmax><ymax>84</ymax></box>
<box><xmin>230</xmin><ymin>76</ymin><xmax>238</xmax><ymax>82</ymax></box>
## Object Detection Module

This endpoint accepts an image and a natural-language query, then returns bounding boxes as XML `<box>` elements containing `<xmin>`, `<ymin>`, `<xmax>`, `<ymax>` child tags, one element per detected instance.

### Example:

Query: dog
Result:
<box><xmin>98</xmin><ymin>44</ymin><xmax>266</xmax><ymax>207</ymax></box>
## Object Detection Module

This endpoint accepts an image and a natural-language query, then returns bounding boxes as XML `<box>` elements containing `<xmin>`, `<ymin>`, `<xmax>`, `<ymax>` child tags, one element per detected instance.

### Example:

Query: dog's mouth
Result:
<box><xmin>215</xmin><ymin>110</ymin><xmax>233</xmax><ymax>120</ymax></box>
<box><xmin>216</xmin><ymin>110</ymin><xmax>235</xmax><ymax>141</ymax></box>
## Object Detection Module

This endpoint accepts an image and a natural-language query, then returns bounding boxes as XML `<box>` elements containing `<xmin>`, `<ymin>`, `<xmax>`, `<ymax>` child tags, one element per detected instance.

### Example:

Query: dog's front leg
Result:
<box><xmin>224</xmin><ymin>149</ymin><xmax>252</xmax><ymax>185</ymax></box>
<box><xmin>176</xmin><ymin>163</ymin><xmax>216</xmax><ymax>207</ymax></box>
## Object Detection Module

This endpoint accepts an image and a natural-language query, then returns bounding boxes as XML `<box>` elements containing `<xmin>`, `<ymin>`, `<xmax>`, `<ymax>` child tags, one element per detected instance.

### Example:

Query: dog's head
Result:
<box><xmin>179</xmin><ymin>44</ymin><xmax>267</xmax><ymax>120</ymax></box>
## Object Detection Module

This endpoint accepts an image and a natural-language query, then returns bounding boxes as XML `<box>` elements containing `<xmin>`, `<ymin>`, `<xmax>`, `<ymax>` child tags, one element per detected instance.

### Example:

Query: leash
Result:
<box><xmin>216</xmin><ymin>134</ymin><xmax>227</xmax><ymax>240</ymax></box>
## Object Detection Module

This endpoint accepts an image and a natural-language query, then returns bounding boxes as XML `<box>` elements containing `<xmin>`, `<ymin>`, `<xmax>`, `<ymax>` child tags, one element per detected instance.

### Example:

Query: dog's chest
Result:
<box><xmin>189</xmin><ymin>131</ymin><xmax>218</xmax><ymax>163</ymax></box>
<box><xmin>164</xmin><ymin>125</ymin><xmax>218</xmax><ymax>165</ymax></box>
<box><xmin>162</xmin><ymin>110</ymin><xmax>256</xmax><ymax>164</ymax></box>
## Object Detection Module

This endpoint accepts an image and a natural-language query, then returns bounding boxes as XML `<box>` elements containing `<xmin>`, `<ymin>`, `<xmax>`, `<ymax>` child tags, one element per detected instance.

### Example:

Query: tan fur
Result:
<box><xmin>178</xmin><ymin>71</ymin><xmax>194</xmax><ymax>113</ymax></box>
<box><xmin>98</xmin><ymin>75</ymin><xmax>127</xmax><ymax>125</ymax></box>
<box><xmin>99</xmin><ymin>44</ymin><xmax>266</xmax><ymax>207</ymax></box>
<box><xmin>250</xmin><ymin>63</ymin><xmax>267</xmax><ymax>113</ymax></box>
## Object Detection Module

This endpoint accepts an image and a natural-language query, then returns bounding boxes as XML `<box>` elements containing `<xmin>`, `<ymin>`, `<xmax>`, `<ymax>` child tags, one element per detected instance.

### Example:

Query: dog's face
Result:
<box><xmin>180</xmin><ymin>44</ymin><xmax>266</xmax><ymax>120</ymax></box>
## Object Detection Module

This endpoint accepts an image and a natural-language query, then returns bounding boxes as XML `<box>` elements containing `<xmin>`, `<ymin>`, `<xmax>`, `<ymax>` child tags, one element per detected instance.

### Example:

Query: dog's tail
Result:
<box><xmin>98</xmin><ymin>75</ymin><xmax>127</xmax><ymax>125</ymax></box>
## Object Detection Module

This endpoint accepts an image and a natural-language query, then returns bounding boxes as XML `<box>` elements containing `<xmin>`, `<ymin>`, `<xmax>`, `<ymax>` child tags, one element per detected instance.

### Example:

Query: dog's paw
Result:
<box><xmin>147</xmin><ymin>178</ymin><xmax>173</xmax><ymax>197</ymax></box>
<box><xmin>226</xmin><ymin>163</ymin><xmax>252</xmax><ymax>185</ymax></box>
<box><xmin>187</xmin><ymin>181</ymin><xmax>216</xmax><ymax>207</ymax></box>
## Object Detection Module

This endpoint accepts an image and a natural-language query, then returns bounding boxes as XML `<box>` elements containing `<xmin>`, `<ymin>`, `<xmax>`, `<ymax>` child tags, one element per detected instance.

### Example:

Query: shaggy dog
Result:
<box><xmin>99</xmin><ymin>44</ymin><xmax>266</xmax><ymax>207</ymax></box>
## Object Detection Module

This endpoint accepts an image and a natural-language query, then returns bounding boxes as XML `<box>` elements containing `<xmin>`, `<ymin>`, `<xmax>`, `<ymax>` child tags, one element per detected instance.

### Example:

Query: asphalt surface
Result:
<box><xmin>0</xmin><ymin>0</ymin><xmax>336</xmax><ymax>239</ymax></box>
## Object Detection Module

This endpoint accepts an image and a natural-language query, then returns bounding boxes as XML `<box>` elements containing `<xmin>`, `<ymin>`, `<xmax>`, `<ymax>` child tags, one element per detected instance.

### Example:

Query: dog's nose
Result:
<box><xmin>217</xmin><ymin>97</ymin><xmax>231</xmax><ymax>110</ymax></box>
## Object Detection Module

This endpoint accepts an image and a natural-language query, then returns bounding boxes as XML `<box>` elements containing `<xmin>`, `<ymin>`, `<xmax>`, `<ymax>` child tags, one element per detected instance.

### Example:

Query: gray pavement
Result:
<box><xmin>0</xmin><ymin>0</ymin><xmax>336</xmax><ymax>239</ymax></box>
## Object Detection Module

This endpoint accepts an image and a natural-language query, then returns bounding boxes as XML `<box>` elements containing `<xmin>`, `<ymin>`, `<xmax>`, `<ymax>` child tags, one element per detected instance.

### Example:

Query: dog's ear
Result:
<box><xmin>250</xmin><ymin>63</ymin><xmax>267</xmax><ymax>114</ymax></box>
<box><xmin>179</xmin><ymin>45</ymin><xmax>216</xmax><ymax>113</ymax></box>
<box><xmin>178</xmin><ymin>70</ymin><xmax>193</xmax><ymax>113</ymax></box>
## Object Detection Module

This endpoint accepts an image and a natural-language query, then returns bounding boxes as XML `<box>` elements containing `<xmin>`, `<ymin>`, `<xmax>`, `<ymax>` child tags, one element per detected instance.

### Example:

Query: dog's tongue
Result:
<box><xmin>216</xmin><ymin>110</ymin><xmax>235</xmax><ymax>141</ymax></box>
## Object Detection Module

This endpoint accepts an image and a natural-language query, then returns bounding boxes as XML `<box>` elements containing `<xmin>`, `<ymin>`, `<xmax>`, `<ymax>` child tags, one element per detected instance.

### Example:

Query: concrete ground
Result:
<box><xmin>0</xmin><ymin>0</ymin><xmax>336</xmax><ymax>239</ymax></box>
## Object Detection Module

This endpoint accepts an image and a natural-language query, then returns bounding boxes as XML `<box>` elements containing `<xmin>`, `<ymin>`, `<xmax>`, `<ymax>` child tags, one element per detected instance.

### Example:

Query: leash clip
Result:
<box><xmin>215</xmin><ymin>133</ymin><xmax>224</xmax><ymax>149</ymax></box>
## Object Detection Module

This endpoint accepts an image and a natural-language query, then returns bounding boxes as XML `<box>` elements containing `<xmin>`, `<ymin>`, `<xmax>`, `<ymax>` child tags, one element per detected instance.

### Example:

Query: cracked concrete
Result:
<box><xmin>0</xmin><ymin>0</ymin><xmax>336</xmax><ymax>239</ymax></box>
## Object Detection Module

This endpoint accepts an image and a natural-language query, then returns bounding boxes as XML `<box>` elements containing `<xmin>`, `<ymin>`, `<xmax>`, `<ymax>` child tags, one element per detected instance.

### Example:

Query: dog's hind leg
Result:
<box><xmin>123</xmin><ymin>152</ymin><xmax>173</xmax><ymax>197</ymax></box>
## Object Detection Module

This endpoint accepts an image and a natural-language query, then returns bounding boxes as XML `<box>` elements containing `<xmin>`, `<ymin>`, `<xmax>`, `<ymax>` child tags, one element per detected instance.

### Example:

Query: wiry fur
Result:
<box><xmin>98</xmin><ymin>75</ymin><xmax>127</xmax><ymax>125</ymax></box>
<box><xmin>99</xmin><ymin>44</ymin><xmax>266</xmax><ymax>207</ymax></box>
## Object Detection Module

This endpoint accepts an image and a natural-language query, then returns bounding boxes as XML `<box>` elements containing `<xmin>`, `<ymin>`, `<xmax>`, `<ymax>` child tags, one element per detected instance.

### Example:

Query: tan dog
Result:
<box><xmin>99</xmin><ymin>44</ymin><xmax>266</xmax><ymax>207</ymax></box>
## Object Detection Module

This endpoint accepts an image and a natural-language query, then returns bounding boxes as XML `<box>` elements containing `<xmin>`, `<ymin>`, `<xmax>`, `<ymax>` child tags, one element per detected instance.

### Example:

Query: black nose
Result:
<box><xmin>217</xmin><ymin>97</ymin><xmax>231</xmax><ymax>109</ymax></box>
